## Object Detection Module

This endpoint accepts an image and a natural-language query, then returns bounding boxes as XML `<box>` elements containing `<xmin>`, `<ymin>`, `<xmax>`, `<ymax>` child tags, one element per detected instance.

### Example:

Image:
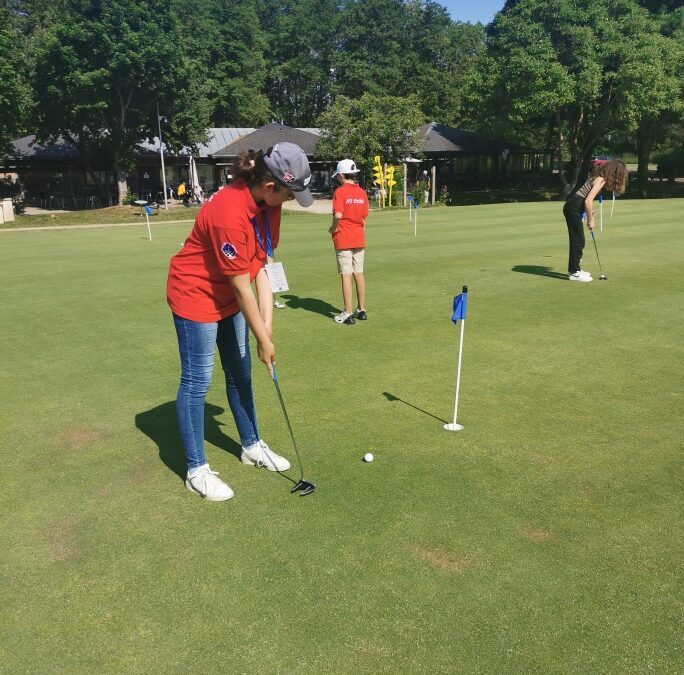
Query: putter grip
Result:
<box><xmin>462</xmin><ymin>285</ymin><xmax>468</xmax><ymax>293</ymax></box>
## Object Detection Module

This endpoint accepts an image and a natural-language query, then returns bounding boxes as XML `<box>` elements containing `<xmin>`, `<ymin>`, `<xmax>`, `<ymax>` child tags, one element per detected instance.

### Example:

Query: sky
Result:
<box><xmin>440</xmin><ymin>0</ymin><xmax>506</xmax><ymax>25</ymax></box>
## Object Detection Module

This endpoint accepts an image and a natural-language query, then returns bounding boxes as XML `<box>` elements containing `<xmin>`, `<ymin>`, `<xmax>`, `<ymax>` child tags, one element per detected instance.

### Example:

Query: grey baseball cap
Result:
<box><xmin>263</xmin><ymin>142</ymin><xmax>314</xmax><ymax>207</ymax></box>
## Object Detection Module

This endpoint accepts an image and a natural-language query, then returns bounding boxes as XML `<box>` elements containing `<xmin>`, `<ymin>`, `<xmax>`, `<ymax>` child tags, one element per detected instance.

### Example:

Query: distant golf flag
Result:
<box><xmin>445</xmin><ymin>285</ymin><xmax>468</xmax><ymax>432</ymax></box>
<box><xmin>610</xmin><ymin>191</ymin><xmax>616</xmax><ymax>218</ymax></box>
<box><xmin>144</xmin><ymin>205</ymin><xmax>153</xmax><ymax>241</ymax></box>
<box><xmin>599</xmin><ymin>193</ymin><xmax>603</xmax><ymax>232</ymax></box>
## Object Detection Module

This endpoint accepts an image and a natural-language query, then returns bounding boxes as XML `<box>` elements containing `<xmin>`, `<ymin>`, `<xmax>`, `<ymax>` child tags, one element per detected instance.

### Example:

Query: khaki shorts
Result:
<box><xmin>336</xmin><ymin>248</ymin><xmax>365</xmax><ymax>274</ymax></box>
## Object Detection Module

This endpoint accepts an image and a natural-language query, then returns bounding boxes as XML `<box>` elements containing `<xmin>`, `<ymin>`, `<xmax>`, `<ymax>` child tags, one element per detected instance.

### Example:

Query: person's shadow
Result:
<box><xmin>512</xmin><ymin>265</ymin><xmax>568</xmax><ymax>280</ymax></box>
<box><xmin>135</xmin><ymin>401</ymin><xmax>242</xmax><ymax>481</ymax></box>
<box><xmin>279</xmin><ymin>294</ymin><xmax>339</xmax><ymax>319</ymax></box>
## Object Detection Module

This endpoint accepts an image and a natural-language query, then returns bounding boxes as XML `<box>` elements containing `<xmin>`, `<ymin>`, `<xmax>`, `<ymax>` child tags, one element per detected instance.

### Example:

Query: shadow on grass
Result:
<box><xmin>135</xmin><ymin>400</ymin><xmax>242</xmax><ymax>481</ymax></box>
<box><xmin>382</xmin><ymin>391</ymin><xmax>448</xmax><ymax>424</ymax></box>
<box><xmin>512</xmin><ymin>265</ymin><xmax>568</xmax><ymax>280</ymax></box>
<box><xmin>279</xmin><ymin>294</ymin><xmax>339</xmax><ymax>319</ymax></box>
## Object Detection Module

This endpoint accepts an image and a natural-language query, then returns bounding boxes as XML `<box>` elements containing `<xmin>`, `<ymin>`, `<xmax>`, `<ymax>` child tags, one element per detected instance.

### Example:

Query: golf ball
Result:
<box><xmin>363</xmin><ymin>453</ymin><xmax>374</xmax><ymax>462</ymax></box>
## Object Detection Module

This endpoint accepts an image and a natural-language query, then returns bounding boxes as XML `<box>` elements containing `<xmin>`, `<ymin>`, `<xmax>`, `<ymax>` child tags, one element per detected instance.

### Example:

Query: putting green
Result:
<box><xmin>0</xmin><ymin>199</ymin><xmax>681</xmax><ymax>672</ymax></box>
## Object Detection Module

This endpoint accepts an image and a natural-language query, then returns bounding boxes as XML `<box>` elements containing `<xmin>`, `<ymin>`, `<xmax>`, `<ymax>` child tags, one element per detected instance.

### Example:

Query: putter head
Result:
<box><xmin>600</xmin><ymin>275</ymin><xmax>607</xmax><ymax>280</ymax></box>
<box><xmin>291</xmin><ymin>479</ymin><xmax>316</xmax><ymax>496</ymax></box>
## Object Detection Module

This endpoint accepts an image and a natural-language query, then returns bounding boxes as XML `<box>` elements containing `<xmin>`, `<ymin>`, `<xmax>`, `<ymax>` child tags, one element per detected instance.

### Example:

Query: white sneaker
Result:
<box><xmin>334</xmin><ymin>311</ymin><xmax>355</xmax><ymax>324</ymax></box>
<box><xmin>569</xmin><ymin>271</ymin><xmax>592</xmax><ymax>282</ymax></box>
<box><xmin>185</xmin><ymin>465</ymin><xmax>234</xmax><ymax>501</ymax></box>
<box><xmin>579</xmin><ymin>270</ymin><xmax>593</xmax><ymax>280</ymax></box>
<box><xmin>241</xmin><ymin>440</ymin><xmax>291</xmax><ymax>472</ymax></box>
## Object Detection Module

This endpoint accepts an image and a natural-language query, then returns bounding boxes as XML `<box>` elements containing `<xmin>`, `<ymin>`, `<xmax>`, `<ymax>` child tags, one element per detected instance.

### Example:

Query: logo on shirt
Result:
<box><xmin>221</xmin><ymin>242</ymin><xmax>237</xmax><ymax>259</ymax></box>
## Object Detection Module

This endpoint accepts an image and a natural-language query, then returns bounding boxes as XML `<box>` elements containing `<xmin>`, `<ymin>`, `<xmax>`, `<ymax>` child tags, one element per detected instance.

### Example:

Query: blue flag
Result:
<box><xmin>452</xmin><ymin>290</ymin><xmax>468</xmax><ymax>323</ymax></box>
<box><xmin>598</xmin><ymin>194</ymin><xmax>603</xmax><ymax>204</ymax></box>
<box><xmin>145</xmin><ymin>206</ymin><xmax>153</xmax><ymax>215</ymax></box>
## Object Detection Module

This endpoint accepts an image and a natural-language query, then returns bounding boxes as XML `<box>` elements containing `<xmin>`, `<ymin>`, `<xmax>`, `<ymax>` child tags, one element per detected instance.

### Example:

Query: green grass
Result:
<box><xmin>0</xmin><ymin>200</ymin><xmax>681</xmax><ymax>673</ymax></box>
<box><xmin>4</xmin><ymin>203</ymin><xmax>201</xmax><ymax>228</ymax></box>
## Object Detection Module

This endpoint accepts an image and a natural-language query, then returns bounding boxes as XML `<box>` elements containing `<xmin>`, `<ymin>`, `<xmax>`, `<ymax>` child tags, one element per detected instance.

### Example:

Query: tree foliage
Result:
<box><xmin>0</xmin><ymin>6</ymin><xmax>31</xmax><ymax>152</ymax></box>
<box><xmin>477</xmin><ymin>0</ymin><xmax>683</xmax><ymax>195</ymax></box>
<box><xmin>28</xmin><ymin>0</ymin><xmax>210</xmax><ymax>202</ymax></box>
<box><xmin>315</xmin><ymin>93</ymin><xmax>424</xmax><ymax>167</ymax></box>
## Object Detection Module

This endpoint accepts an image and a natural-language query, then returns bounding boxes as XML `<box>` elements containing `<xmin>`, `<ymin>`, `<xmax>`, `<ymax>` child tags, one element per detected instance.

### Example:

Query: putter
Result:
<box><xmin>590</xmin><ymin>230</ymin><xmax>607</xmax><ymax>280</ymax></box>
<box><xmin>271</xmin><ymin>363</ymin><xmax>316</xmax><ymax>496</ymax></box>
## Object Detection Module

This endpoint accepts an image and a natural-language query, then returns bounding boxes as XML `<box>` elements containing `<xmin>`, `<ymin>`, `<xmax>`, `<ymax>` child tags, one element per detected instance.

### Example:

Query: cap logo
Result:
<box><xmin>221</xmin><ymin>242</ymin><xmax>237</xmax><ymax>259</ymax></box>
<box><xmin>282</xmin><ymin>172</ymin><xmax>295</xmax><ymax>183</ymax></box>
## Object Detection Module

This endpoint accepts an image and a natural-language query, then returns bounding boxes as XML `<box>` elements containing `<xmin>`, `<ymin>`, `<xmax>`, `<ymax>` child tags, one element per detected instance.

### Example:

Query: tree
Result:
<box><xmin>630</xmin><ymin>5</ymin><xmax>683</xmax><ymax>194</ymax></box>
<box><xmin>0</xmin><ymin>6</ymin><xmax>31</xmax><ymax>153</ymax></box>
<box><xmin>260</xmin><ymin>0</ymin><xmax>340</xmax><ymax>126</ymax></box>
<box><xmin>479</xmin><ymin>0</ymin><xmax>681</xmax><ymax>196</ymax></box>
<box><xmin>315</xmin><ymin>93</ymin><xmax>424</xmax><ymax>168</ymax></box>
<box><xmin>174</xmin><ymin>0</ymin><xmax>270</xmax><ymax>127</ymax></box>
<box><xmin>30</xmin><ymin>0</ymin><xmax>210</xmax><ymax>204</ymax></box>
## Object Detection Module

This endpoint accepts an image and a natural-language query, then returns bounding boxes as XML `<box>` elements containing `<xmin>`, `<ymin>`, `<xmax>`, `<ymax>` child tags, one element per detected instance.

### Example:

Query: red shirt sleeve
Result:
<box><xmin>333</xmin><ymin>188</ymin><xmax>343</xmax><ymax>214</ymax></box>
<box><xmin>208</xmin><ymin>223</ymin><xmax>250</xmax><ymax>275</ymax></box>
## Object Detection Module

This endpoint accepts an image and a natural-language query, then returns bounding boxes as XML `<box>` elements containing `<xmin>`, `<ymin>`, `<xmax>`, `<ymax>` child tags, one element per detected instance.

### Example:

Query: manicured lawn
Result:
<box><xmin>0</xmin><ymin>200</ymin><xmax>681</xmax><ymax>672</ymax></box>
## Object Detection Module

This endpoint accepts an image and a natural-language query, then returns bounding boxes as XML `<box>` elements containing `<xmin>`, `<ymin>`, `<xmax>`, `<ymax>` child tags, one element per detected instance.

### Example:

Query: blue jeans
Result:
<box><xmin>173</xmin><ymin>312</ymin><xmax>260</xmax><ymax>470</ymax></box>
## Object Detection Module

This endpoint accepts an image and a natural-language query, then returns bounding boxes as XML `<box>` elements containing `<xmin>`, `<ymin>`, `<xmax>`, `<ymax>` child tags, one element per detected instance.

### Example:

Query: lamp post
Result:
<box><xmin>156</xmin><ymin>98</ymin><xmax>168</xmax><ymax>210</ymax></box>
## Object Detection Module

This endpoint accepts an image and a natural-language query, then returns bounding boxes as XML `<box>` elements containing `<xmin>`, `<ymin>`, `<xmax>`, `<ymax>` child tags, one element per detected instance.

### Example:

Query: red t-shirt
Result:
<box><xmin>167</xmin><ymin>181</ymin><xmax>281</xmax><ymax>322</ymax></box>
<box><xmin>332</xmin><ymin>182</ymin><xmax>369</xmax><ymax>250</ymax></box>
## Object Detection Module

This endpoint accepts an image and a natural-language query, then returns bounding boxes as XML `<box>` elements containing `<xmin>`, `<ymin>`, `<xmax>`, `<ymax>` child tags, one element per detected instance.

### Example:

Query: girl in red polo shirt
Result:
<box><xmin>167</xmin><ymin>143</ymin><xmax>313</xmax><ymax>501</ymax></box>
<box><xmin>329</xmin><ymin>158</ymin><xmax>369</xmax><ymax>325</ymax></box>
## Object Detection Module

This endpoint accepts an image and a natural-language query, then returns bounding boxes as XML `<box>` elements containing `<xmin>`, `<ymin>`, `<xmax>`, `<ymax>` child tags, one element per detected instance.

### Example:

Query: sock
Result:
<box><xmin>243</xmin><ymin>440</ymin><xmax>262</xmax><ymax>453</ymax></box>
<box><xmin>188</xmin><ymin>463</ymin><xmax>208</xmax><ymax>479</ymax></box>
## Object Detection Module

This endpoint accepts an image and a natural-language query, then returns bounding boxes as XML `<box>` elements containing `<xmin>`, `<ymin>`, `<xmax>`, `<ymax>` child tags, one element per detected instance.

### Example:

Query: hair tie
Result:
<box><xmin>249</xmin><ymin>159</ymin><xmax>255</xmax><ymax>167</ymax></box>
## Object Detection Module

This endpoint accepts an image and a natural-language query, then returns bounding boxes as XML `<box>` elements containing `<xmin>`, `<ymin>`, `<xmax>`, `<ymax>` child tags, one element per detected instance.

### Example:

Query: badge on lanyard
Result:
<box><xmin>253</xmin><ymin>211</ymin><xmax>289</xmax><ymax>292</ymax></box>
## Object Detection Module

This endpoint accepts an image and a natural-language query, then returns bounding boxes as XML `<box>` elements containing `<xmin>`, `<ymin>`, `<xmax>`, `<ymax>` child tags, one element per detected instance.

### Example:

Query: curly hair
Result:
<box><xmin>590</xmin><ymin>160</ymin><xmax>628</xmax><ymax>195</ymax></box>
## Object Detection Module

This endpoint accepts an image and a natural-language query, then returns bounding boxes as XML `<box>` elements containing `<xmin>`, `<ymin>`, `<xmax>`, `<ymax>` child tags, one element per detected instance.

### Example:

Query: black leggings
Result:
<box><xmin>563</xmin><ymin>195</ymin><xmax>585</xmax><ymax>274</ymax></box>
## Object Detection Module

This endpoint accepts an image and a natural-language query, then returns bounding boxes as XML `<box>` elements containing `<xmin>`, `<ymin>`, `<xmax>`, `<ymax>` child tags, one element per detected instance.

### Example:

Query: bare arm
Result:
<box><xmin>584</xmin><ymin>177</ymin><xmax>606</xmax><ymax>230</ymax></box>
<box><xmin>329</xmin><ymin>212</ymin><xmax>342</xmax><ymax>235</ymax></box>
<box><xmin>254</xmin><ymin>267</ymin><xmax>274</xmax><ymax>339</ymax></box>
<box><xmin>228</xmin><ymin>272</ymin><xmax>275</xmax><ymax>376</ymax></box>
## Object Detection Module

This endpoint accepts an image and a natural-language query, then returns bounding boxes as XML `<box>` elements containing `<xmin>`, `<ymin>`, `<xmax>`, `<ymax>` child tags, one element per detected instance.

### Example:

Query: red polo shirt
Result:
<box><xmin>332</xmin><ymin>182</ymin><xmax>369</xmax><ymax>250</ymax></box>
<box><xmin>167</xmin><ymin>181</ymin><xmax>281</xmax><ymax>322</ymax></box>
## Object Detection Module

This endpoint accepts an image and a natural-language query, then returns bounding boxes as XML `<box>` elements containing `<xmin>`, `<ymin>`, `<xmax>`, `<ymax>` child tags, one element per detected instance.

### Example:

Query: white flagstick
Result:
<box><xmin>414</xmin><ymin>203</ymin><xmax>418</xmax><ymax>237</ymax></box>
<box><xmin>610</xmin><ymin>191</ymin><xmax>615</xmax><ymax>218</ymax></box>
<box><xmin>145</xmin><ymin>209</ymin><xmax>152</xmax><ymax>241</ymax></box>
<box><xmin>600</xmin><ymin>197</ymin><xmax>603</xmax><ymax>232</ymax></box>
<box><xmin>445</xmin><ymin>286</ymin><xmax>468</xmax><ymax>432</ymax></box>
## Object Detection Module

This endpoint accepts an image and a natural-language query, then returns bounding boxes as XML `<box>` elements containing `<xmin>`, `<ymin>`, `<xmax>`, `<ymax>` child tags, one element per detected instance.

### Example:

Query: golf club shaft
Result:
<box><xmin>272</xmin><ymin>374</ymin><xmax>305</xmax><ymax>481</ymax></box>
<box><xmin>591</xmin><ymin>231</ymin><xmax>604</xmax><ymax>276</ymax></box>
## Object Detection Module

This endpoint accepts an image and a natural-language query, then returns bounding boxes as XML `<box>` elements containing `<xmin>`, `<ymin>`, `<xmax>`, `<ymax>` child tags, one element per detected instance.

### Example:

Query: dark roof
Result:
<box><xmin>213</xmin><ymin>123</ymin><xmax>321</xmax><ymax>157</ymax></box>
<box><xmin>417</xmin><ymin>122</ymin><xmax>535</xmax><ymax>155</ymax></box>
<box><xmin>11</xmin><ymin>135</ymin><xmax>82</xmax><ymax>160</ymax></box>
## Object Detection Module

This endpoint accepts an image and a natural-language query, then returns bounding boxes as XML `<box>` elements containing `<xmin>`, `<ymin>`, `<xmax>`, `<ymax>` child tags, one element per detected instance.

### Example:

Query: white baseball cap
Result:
<box><xmin>332</xmin><ymin>159</ymin><xmax>360</xmax><ymax>177</ymax></box>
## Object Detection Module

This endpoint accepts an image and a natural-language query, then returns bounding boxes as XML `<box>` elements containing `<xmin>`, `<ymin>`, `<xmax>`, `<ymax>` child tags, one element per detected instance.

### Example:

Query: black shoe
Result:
<box><xmin>354</xmin><ymin>309</ymin><xmax>367</xmax><ymax>320</ymax></box>
<box><xmin>343</xmin><ymin>315</ymin><xmax>355</xmax><ymax>324</ymax></box>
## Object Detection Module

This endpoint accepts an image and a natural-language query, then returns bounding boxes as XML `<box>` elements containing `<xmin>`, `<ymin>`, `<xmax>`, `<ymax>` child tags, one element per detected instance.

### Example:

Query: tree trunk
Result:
<box><xmin>636</xmin><ymin>117</ymin><xmax>655</xmax><ymax>198</ymax></box>
<box><xmin>113</xmin><ymin>153</ymin><xmax>128</xmax><ymax>206</ymax></box>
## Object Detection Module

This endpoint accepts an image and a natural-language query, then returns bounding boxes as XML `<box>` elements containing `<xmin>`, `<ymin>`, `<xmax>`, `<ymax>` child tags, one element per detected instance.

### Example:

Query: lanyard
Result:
<box><xmin>251</xmin><ymin>211</ymin><xmax>273</xmax><ymax>258</ymax></box>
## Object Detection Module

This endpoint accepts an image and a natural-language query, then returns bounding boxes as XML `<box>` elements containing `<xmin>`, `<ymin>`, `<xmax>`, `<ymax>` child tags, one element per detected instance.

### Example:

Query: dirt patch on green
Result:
<box><xmin>520</xmin><ymin>524</ymin><xmax>551</xmax><ymax>542</ymax></box>
<box><xmin>416</xmin><ymin>546</ymin><xmax>475</xmax><ymax>573</ymax></box>
<box><xmin>45</xmin><ymin>518</ymin><xmax>83</xmax><ymax>563</ymax></box>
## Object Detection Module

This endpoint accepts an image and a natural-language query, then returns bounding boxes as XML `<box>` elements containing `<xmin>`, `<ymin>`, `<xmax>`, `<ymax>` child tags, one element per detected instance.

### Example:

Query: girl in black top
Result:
<box><xmin>563</xmin><ymin>160</ymin><xmax>628</xmax><ymax>281</ymax></box>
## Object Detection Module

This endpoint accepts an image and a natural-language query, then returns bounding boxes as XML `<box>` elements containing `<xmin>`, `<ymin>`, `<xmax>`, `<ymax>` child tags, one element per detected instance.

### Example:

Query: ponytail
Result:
<box><xmin>232</xmin><ymin>149</ymin><xmax>281</xmax><ymax>189</ymax></box>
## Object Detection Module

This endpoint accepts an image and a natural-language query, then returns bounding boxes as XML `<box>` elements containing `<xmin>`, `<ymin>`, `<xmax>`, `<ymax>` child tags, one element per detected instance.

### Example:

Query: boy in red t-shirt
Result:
<box><xmin>329</xmin><ymin>159</ymin><xmax>369</xmax><ymax>325</ymax></box>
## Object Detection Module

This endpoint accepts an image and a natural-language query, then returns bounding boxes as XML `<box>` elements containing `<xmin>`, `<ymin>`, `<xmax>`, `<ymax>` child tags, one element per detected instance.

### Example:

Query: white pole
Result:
<box><xmin>145</xmin><ymin>210</ymin><xmax>152</xmax><ymax>241</ymax></box>
<box><xmin>156</xmin><ymin>98</ymin><xmax>168</xmax><ymax>211</ymax></box>
<box><xmin>610</xmin><ymin>191</ymin><xmax>615</xmax><ymax>218</ymax></box>
<box><xmin>600</xmin><ymin>198</ymin><xmax>603</xmax><ymax>232</ymax></box>
<box><xmin>445</xmin><ymin>318</ymin><xmax>465</xmax><ymax>431</ymax></box>
<box><xmin>414</xmin><ymin>204</ymin><xmax>417</xmax><ymax>237</ymax></box>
